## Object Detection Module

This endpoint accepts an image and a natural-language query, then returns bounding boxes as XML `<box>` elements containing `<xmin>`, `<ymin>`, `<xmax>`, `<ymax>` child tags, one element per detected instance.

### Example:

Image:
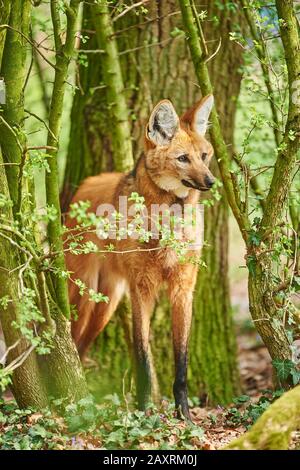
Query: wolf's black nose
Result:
<box><xmin>204</xmin><ymin>175</ymin><xmax>215</xmax><ymax>188</ymax></box>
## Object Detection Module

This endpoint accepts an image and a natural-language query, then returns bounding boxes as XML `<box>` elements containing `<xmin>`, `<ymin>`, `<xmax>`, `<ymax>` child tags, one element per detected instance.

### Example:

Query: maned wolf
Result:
<box><xmin>65</xmin><ymin>95</ymin><xmax>215</xmax><ymax>420</ymax></box>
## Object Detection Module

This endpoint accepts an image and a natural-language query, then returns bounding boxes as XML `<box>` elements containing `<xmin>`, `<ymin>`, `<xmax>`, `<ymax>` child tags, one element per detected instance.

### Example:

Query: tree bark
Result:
<box><xmin>45</xmin><ymin>0</ymin><xmax>83</xmax><ymax>319</ymax></box>
<box><xmin>0</xmin><ymin>0</ymin><xmax>31</xmax><ymax>213</ymax></box>
<box><xmin>0</xmin><ymin>0</ymin><xmax>48</xmax><ymax>408</ymax></box>
<box><xmin>0</xmin><ymin>0</ymin><xmax>88</xmax><ymax>406</ymax></box>
<box><xmin>61</xmin><ymin>4</ymin><xmax>103</xmax><ymax>212</ymax></box>
<box><xmin>39</xmin><ymin>313</ymin><xmax>88</xmax><ymax>401</ymax></box>
<box><xmin>38</xmin><ymin>0</ymin><xmax>89</xmax><ymax>401</ymax></box>
<box><xmin>179</xmin><ymin>0</ymin><xmax>300</xmax><ymax>381</ymax></box>
<box><xmin>0</xmin><ymin>1</ymin><xmax>11</xmax><ymax>67</ymax></box>
<box><xmin>93</xmin><ymin>1</ymin><xmax>133</xmax><ymax>172</ymax></box>
<box><xmin>247</xmin><ymin>0</ymin><xmax>300</xmax><ymax>373</ymax></box>
<box><xmin>0</xmin><ymin>154</ymin><xmax>48</xmax><ymax>408</ymax></box>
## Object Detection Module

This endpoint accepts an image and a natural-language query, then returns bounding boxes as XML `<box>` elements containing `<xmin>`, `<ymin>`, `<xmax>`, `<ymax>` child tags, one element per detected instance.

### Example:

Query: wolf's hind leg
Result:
<box><xmin>130</xmin><ymin>280</ymin><xmax>156</xmax><ymax>410</ymax></box>
<box><xmin>76</xmin><ymin>277</ymin><xmax>126</xmax><ymax>358</ymax></box>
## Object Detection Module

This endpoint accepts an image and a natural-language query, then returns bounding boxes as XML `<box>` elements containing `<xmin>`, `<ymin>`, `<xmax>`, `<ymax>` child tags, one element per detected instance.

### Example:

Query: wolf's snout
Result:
<box><xmin>204</xmin><ymin>175</ymin><xmax>215</xmax><ymax>189</ymax></box>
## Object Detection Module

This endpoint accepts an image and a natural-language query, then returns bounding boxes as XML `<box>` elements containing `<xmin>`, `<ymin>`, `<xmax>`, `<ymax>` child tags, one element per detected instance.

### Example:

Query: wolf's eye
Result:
<box><xmin>201</xmin><ymin>152</ymin><xmax>208</xmax><ymax>161</ymax></box>
<box><xmin>177</xmin><ymin>154</ymin><xmax>190</xmax><ymax>163</ymax></box>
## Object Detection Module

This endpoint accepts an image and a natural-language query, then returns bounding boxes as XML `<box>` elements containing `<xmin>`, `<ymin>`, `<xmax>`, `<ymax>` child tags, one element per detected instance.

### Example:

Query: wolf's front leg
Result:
<box><xmin>130</xmin><ymin>283</ymin><xmax>155</xmax><ymax>410</ymax></box>
<box><xmin>168</xmin><ymin>264</ymin><xmax>198</xmax><ymax>421</ymax></box>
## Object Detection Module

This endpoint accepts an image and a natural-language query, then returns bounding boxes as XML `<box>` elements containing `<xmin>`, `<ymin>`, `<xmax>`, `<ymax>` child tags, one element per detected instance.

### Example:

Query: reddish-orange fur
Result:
<box><xmin>65</xmin><ymin>96</ymin><xmax>215</xmax><ymax>419</ymax></box>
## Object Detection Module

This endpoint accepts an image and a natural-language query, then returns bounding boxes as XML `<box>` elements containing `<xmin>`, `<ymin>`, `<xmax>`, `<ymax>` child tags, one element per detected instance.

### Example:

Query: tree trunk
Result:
<box><xmin>0</xmin><ymin>0</ymin><xmax>48</xmax><ymax>408</ymax></box>
<box><xmin>62</xmin><ymin>0</ymin><xmax>241</xmax><ymax>402</ymax></box>
<box><xmin>246</xmin><ymin>0</ymin><xmax>300</xmax><ymax>375</ymax></box>
<box><xmin>38</xmin><ymin>0</ymin><xmax>89</xmax><ymax>401</ymax></box>
<box><xmin>93</xmin><ymin>1</ymin><xmax>133</xmax><ymax>173</ymax></box>
<box><xmin>0</xmin><ymin>154</ymin><xmax>48</xmax><ymax>408</ymax></box>
<box><xmin>0</xmin><ymin>0</ymin><xmax>31</xmax><ymax>213</ymax></box>
<box><xmin>225</xmin><ymin>385</ymin><xmax>300</xmax><ymax>450</ymax></box>
<box><xmin>179</xmin><ymin>0</ymin><xmax>300</xmax><ymax>385</ymax></box>
<box><xmin>0</xmin><ymin>0</ymin><xmax>88</xmax><ymax>406</ymax></box>
<box><xmin>39</xmin><ymin>314</ymin><xmax>88</xmax><ymax>401</ymax></box>
<box><xmin>0</xmin><ymin>1</ymin><xmax>11</xmax><ymax>67</ymax></box>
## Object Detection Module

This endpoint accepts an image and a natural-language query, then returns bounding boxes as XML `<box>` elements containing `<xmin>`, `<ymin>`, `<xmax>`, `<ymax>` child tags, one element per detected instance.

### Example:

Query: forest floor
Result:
<box><xmin>189</xmin><ymin>327</ymin><xmax>273</xmax><ymax>449</ymax></box>
<box><xmin>1</xmin><ymin>219</ymin><xmax>291</xmax><ymax>450</ymax></box>
<box><xmin>0</xmin><ymin>320</ymin><xmax>281</xmax><ymax>450</ymax></box>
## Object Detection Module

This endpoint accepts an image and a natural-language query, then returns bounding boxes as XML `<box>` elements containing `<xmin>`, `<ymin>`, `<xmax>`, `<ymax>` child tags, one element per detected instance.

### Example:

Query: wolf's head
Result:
<box><xmin>144</xmin><ymin>96</ymin><xmax>215</xmax><ymax>199</ymax></box>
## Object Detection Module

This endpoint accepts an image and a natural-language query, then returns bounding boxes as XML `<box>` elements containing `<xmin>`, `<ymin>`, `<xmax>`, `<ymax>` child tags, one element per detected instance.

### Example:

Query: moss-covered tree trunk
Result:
<box><xmin>0</xmin><ymin>0</ymin><xmax>48</xmax><ymax>408</ymax></box>
<box><xmin>225</xmin><ymin>385</ymin><xmax>300</xmax><ymax>450</ymax></box>
<box><xmin>0</xmin><ymin>0</ymin><xmax>88</xmax><ymax>406</ymax></box>
<box><xmin>245</xmin><ymin>0</ymin><xmax>300</xmax><ymax>369</ymax></box>
<box><xmin>39</xmin><ymin>313</ymin><xmax>88</xmax><ymax>401</ymax></box>
<box><xmin>179</xmin><ymin>0</ymin><xmax>300</xmax><ymax>383</ymax></box>
<box><xmin>0</xmin><ymin>0</ymin><xmax>11</xmax><ymax>66</ymax></box>
<box><xmin>38</xmin><ymin>0</ymin><xmax>88</xmax><ymax>401</ymax></box>
<box><xmin>0</xmin><ymin>0</ymin><xmax>31</xmax><ymax>213</ymax></box>
<box><xmin>62</xmin><ymin>0</ymin><xmax>241</xmax><ymax>402</ymax></box>
<box><xmin>0</xmin><ymin>155</ymin><xmax>48</xmax><ymax>408</ymax></box>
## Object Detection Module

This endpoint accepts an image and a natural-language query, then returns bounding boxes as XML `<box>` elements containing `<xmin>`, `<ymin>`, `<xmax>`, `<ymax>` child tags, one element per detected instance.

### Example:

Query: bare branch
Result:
<box><xmin>113</xmin><ymin>0</ymin><xmax>149</xmax><ymax>22</ymax></box>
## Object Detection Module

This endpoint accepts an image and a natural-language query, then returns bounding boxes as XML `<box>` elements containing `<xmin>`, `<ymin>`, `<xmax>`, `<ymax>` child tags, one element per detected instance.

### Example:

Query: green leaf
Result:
<box><xmin>247</xmin><ymin>255</ymin><xmax>256</xmax><ymax>277</ymax></box>
<box><xmin>292</xmin><ymin>276</ymin><xmax>300</xmax><ymax>292</ymax></box>
<box><xmin>67</xmin><ymin>415</ymin><xmax>85</xmax><ymax>432</ymax></box>
<box><xmin>170</xmin><ymin>27</ymin><xmax>184</xmax><ymax>38</ymax></box>
<box><xmin>145</xmin><ymin>414</ymin><xmax>161</xmax><ymax>429</ymax></box>
<box><xmin>248</xmin><ymin>230</ymin><xmax>261</xmax><ymax>247</ymax></box>
<box><xmin>28</xmin><ymin>424</ymin><xmax>47</xmax><ymax>438</ymax></box>
<box><xmin>188</xmin><ymin>427</ymin><xmax>204</xmax><ymax>439</ymax></box>
<box><xmin>272</xmin><ymin>359</ymin><xmax>294</xmax><ymax>381</ymax></box>
<box><xmin>291</xmin><ymin>369</ymin><xmax>300</xmax><ymax>386</ymax></box>
<box><xmin>233</xmin><ymin>394</ymin><xmax>250</xmax><ymax>404</ymax></box>
<box><xmin>106</xmin><ymin>429</ymin><xmax>125</xmax><ymax>444</ymax></box>
<box><xmin>104</xmin><ymin>393</ymin><xmax>121</xmax><ymax>406</ymax></box>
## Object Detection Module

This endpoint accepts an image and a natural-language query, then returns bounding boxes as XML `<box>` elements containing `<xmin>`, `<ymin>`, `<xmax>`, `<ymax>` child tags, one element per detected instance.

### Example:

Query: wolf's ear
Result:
<box><xmin>181</xmin><ymin>95</ymin><xmax>214</xmax><ymax>136</ymax></box>
<box><xmin>147</xmin><ymin>100</ymin><xmax>179</xmax><ymax>146</ymax></box>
